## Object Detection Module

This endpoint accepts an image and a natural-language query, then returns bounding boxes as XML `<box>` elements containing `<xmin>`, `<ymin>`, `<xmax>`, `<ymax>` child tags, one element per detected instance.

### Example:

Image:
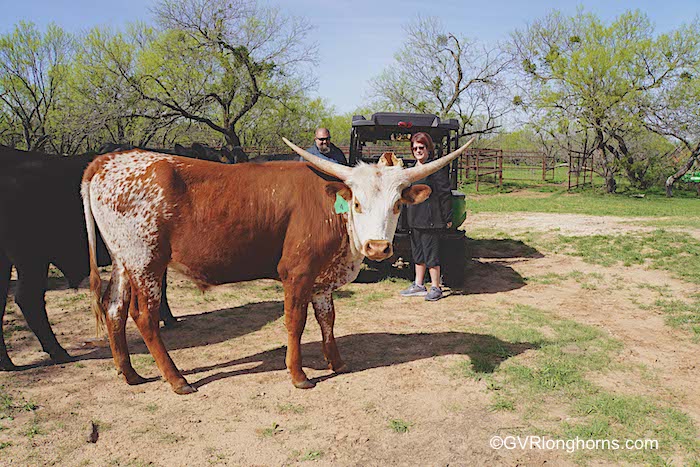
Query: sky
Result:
<box><xmin>2</xmin><ymin>0</ymin><xmax>698</xmax><ymax>114</ymax></box>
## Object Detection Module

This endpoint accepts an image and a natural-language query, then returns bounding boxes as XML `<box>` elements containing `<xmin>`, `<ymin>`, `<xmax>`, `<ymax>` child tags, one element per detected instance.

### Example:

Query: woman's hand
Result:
<box><xmin>446</xmin><ymin>222</ymin><xmax>452</xmax><ymax>228</ymax></box>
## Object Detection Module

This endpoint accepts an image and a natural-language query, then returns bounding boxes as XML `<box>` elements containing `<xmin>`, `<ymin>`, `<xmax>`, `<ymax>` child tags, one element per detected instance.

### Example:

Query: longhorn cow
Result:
<box><xmin>81</xmin><ymin>138</ymin><xmax>473</xmax><ymax>393</ymax></box>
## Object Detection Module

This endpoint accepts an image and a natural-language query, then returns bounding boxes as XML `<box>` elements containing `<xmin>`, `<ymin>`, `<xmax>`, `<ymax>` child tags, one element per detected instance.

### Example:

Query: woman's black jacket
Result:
<box><xmin>405</xmin><ymin>162</ymin><xmax>453</xmax><ymax>229</ymax></box>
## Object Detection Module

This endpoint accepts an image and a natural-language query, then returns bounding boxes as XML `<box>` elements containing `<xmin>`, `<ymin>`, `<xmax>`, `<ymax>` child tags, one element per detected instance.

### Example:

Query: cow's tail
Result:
<box><xmin>81</xmin><ymin>178</ymin><xmax>106</xmax><ymax>338</ymax></box>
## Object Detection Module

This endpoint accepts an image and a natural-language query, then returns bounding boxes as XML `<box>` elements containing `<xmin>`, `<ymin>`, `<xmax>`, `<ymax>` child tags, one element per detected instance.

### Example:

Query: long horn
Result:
<box><xmin>405</xmin><ymin>137</ymin><xmax>476</xmax><ymax>183</ymax></box>
<box><xmin>282</xmin><ymin>137</ymin><xmax>353</xmax><ymax>181</ymax></box>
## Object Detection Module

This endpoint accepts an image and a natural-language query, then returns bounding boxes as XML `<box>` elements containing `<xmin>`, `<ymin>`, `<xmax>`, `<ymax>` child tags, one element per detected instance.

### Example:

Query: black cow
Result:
<box><xmin>100</xmin><ymin>142</ymin><xmax>246</xmax><ymax>164</ymax></box>
<box><xmin>249</xmin><ymin>153</ymin><xmax>298</xmax><ymax>162</ymax></box>
<box><xmin>0</xmin><ymin>146</ymin><xmax>175</xmax><ymax>370</ymax></box>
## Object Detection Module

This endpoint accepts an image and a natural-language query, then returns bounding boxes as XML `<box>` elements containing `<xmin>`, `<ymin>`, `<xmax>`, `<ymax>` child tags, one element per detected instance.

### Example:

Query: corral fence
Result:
<box><xmin>568</xmin><ymin>149</ymin><xmax>596</xmax><ymax>190</ymax></box>
<box><xmin>458</xmin><ymin>148</ymin><xmax>565</xmax><ymax>190</ymax></box>
<box><xmin>243</xmin><ymin>144</ymin><xmax>586</xmax><ymax>191</ymax></box>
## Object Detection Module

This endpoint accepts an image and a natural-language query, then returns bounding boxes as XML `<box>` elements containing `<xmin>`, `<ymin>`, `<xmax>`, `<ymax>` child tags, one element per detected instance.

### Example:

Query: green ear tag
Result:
<box><xmin>334</xmin><ymin>193</ymin><xmax>349</xmax><ymax>214</ymax></box>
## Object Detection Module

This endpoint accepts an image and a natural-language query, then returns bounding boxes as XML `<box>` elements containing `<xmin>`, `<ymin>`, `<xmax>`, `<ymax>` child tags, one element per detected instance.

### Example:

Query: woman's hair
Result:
<box><xmin>410</xmin><ymin>132</ymin><xmax>435</xmax><ymax>159</ymax></box>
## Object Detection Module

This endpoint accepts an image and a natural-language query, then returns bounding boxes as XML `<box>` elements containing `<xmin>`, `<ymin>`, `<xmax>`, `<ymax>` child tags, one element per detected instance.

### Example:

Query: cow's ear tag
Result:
<box><xmin>334</xmin><ymin>194</ymin><xmax>349</xmax><ymax>214</ymax></box>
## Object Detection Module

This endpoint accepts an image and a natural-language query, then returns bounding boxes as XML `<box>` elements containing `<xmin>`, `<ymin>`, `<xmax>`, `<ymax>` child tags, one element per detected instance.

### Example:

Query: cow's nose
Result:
<box><xmin>364</xmin><ymin>240</ymin><xmax>393</xmax><ymax>261</ymax></box>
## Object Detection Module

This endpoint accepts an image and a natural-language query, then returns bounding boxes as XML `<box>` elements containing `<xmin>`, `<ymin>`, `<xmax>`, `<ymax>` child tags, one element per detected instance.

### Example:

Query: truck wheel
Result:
<box><xmin>441</xmin><ymin>236</ymin><xmax>467</xmax><ymax>287</ymax></box>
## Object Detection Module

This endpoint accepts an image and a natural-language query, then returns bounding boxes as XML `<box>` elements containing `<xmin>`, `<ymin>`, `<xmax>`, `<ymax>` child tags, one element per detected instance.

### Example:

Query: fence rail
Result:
<box><xmin>242</xmin><ymin>145</ymin><xmax>577</xmax><ymax>190</ymax></box>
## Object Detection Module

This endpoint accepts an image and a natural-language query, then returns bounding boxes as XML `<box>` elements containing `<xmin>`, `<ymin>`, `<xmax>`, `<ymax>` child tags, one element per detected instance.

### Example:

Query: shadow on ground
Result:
<box><xmin>359</xmin><ymin>238</ymin><xmax>543</xmax><ymax>295</ymax></box>
<box><xmin>4</xmin><ymin>300</ymin><xmax>285</xmax><ymax>371</ymax></box>
<box><xmin>186</xmin><ymin>331</ymin><xmax>538</xmax><ymax>389</ymax></box>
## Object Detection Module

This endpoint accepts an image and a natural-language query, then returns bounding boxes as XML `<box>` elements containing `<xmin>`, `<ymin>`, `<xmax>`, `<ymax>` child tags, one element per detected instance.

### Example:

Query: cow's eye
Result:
<box><xmin>354</xmin><ymin>200</ymin><xmax>362</xmax><ymax>213</ymax></box>
<box><xmin>393</xmin><ymin>200</ymin><xmax>401</xmax><ymax>214</ymax></box>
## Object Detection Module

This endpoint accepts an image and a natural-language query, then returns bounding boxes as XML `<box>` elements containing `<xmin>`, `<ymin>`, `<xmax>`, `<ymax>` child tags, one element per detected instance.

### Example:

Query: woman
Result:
<box><xmin>399</xmin><ymin>132</ymin><xmax>453</xmax><ymax>301</ymax></box>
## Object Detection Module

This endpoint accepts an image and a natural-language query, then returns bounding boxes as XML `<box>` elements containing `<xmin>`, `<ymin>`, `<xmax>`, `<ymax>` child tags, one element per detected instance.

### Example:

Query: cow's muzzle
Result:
<box><xmin>363</xmin><ymin>240</ymin><xmax>393</xmax><ymax>261</ymax></box>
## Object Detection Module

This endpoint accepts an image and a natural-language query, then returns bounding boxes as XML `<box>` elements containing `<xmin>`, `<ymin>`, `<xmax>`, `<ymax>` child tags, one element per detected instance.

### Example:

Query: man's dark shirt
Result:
<box><xmin>299</xmin><ymin>142</ymin><xmax>348</xmax><ymax>165</ymax></box>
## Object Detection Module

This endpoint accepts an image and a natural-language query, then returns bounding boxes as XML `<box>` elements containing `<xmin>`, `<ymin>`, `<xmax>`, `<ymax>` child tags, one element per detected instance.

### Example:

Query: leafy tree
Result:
<box><xmin>370</xmin><ymin>16</ymin><xmax>510</xmax><ymax>139</ymax></box>
<box><xmin>64</xmin><ymin>24</ymin><xmax>183</xmax><ymax>152</ymax></box>
<box><xmin>510</xmin><ymin>9</ymin><xmax>699</xmax><ymax>192</ymax></box>
<box><xmin>0</xmin><ymin>21</ymin><xmax>73</xmax><ymax>151</ymax></box>
<box><xmin>237</xmin><ymin>96</ymin><xmax>333</xmax><ymax>150</ymax></box>
<box><xmin>641</xmin><ymin>33</ymin><xmax>700</xmax><ymax>196</ymax></box>
<box><xmin>102</xmin><ymin>0</ymin><xmax>318</xmax><ymax>150</ymax></box>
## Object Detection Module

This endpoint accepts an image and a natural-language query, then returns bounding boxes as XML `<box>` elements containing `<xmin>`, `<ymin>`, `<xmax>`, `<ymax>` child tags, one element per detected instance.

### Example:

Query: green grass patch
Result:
<box><xmin>652</xmin><ymin>298</ymin><xmax>700</xmax><ymax>337</ymax></box>
<box><xmin>131</xmin><ymin>355</ymin><xmax>156</xmax><ymax>370</ymax></box>
<box><xmin>0</xmin><ymin>386</ymin><xmax>38</xmax><ymax>419</ymax></box>
<box><xmin>633</xmin><ymin>217</ymin><xmax>700</xmax><ymax>229</ymax></box>
<box><xmin>464</xmin><ymin>304</ymin><xmax>699</xmax><ymax>463</ymax></box>
<box><xmin>525</xmin><ymin>271</ymin><xmax>605</xmax><ymax>289</ymax></box>
<box><xmin>466</xmin><ymin>189</ymin><xmax>700</xmax><ymax>217</ymax></box>
<box><xmin>277</xmin><ymin>403</ymin><xmax>305</xmax><ymax>414</ymax></box>
<box><xmin>257</xmin><ymin>422</ymin><xmax>282</xmax><ymax>438</ymax></box>
<box><xmin>24</xmin><ymin>418</ymin><xmax>42</xmax><ymax>438</ymax></box>
<box><xmin>389</xmin><ymin>419</ymin><xmax>411</xmax><ymax>434</ymax></box>
<box><xmin>0</xmin><ymin>388</ymin><xmax>13</xmax><ymax>417</ymax></box>
<box><xmin>299</xmin><ymin>450</ymin><xmax>323</xmax><ymax>461</ymax></box>
<box><xmin>549</xmin><ymin>230</ymin><xmax>700</xmax><ymax>284</ymax></box>
<box><xmin>489</xmin><ymin>395</ymin><xmax>516</xmax><ymax>412</ymax></box>
<box><xmin>57</xmin><ymin>293</ymin><xmax>88</xmax><ymax>306</ymax></box>
<box><xmin>290</xmin><ymin>449</ymin><xmax>323</xmax><ymax>462</ymax></box>
<box><xmin>2</xmin><ymin>324</ymin><xmax>29</xmax><ymax>338</ymax></box>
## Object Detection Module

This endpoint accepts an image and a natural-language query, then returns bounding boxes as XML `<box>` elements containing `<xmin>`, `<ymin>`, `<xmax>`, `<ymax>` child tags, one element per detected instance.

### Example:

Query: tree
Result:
<box><xmin>64</xmin><ymin>24</ymin><xmax>182</xmax><ymax>152</ymax></box>
<box><xmin>640</xmin><ymin>24</ymin><xmax>700</xmax><ymax>196</ymax></box>
<box><xmin>370</xmin><ymin>16</ymin><xmax>510</xmax><ymax>139</ymax></box>
<box><xmin>0</xmin><ymin>21</ymin><xmax>73</xmax><ymax>151</ymax></box>
<box><xmin>510</xmin><ymin>10</ymin><xmax>699</xmax><ymax>192</ymax></box>
<box><xmin>102</xmin><ymin>0</ymin><xmax>318</xmax><ymax>150</ymax></box>
<box><xmin>237</xmin><ymin>96</ymin><xmax>333</xmax><ymax>150</ymax></box>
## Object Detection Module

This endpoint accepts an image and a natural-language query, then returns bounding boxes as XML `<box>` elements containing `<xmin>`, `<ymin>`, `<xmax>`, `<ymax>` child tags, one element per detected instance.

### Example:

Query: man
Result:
<box><xmin>301</xmin><ymin>128</ymin><xmax>348</xmax><ymax>165</ymax></box>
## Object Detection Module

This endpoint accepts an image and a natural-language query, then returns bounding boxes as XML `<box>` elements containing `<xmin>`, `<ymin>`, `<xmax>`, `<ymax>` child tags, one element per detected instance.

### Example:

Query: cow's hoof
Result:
<box><xmin>333</xmin><ymin>363</ymin><xmax>349</xmax><ymax>374</ymax></box>
<box><xmin>0</xmin><ymin>360</ymin><xmax>17</xmax><ymax>371</ymax></box>
<box><xmin>50</xmin><ymin>350</ymin><xmax>73</xmax><ymax>364</ymax></box>
<box><xmin>174</xmin><ymin>384</ymin><xmax>197</xmax><ymax>395</ymax></box>
<box><xmin>293</xmin><ymin>379</ymin><xmax>316</xmax><ymax>389</ymax></box>
<box><xmin>124</xmin><ymin>372</ymin><xmax>147</xmax><ymax>385</ymax></box>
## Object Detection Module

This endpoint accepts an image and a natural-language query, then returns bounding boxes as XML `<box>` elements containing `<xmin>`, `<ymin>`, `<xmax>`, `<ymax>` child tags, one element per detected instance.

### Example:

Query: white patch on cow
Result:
<box><xmin>313</xmin><ymin>236</ymin><xmax>363</xmax><ymax>294</ymax></box>
<box><xmin>89</xmin><ymin>150</ymin><xmax>174</xmax><ymax>304</ymax></box>
<box><xmin>105</xmin><ymin>262</ymin><xmax>130</xmax><ymax>322</ymax></box>
<box><xmin>342</xmin><ymin>164</ymin><xmax>410</xmax><ymax>254</ymax></box>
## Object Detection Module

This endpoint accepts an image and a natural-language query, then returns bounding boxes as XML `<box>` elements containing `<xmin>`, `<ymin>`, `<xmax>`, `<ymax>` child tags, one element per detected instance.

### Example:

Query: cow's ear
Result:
<box><xmin>325</xmin><ymin>181</ymin><xmax>353</xmax><ymax>200</ymax></box>
<box><xmin>378</xmin><ymin>152</ymin><xmax>404</xmax><ymax>167</ymax></box>
<box><xmin>401</xmin><ymin>184</ymin><xmax>431</xmax><ymax>205</ymax></box>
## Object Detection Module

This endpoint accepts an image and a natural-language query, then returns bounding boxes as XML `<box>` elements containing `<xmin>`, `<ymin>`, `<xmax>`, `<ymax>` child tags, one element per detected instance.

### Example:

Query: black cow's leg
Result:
<box><xmin>158</xmin><ymin>271</ymin><xmax>177</xmax><ymax>327</ymax></box>
<box><xmin>14</xmin><ymin>261</ymin><xmax>71</xmax><ymax>363</ymax></box>
<box><xmin>0</xmin><ymin>253</ymin><xmax>15</xmax><ymax>370</ymax></box>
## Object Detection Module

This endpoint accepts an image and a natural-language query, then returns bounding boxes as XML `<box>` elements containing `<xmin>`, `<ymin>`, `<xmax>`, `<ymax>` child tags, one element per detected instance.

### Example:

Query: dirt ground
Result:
<box><xmin>1</xmin><ymin>212</ymin><xmax>699</xmax><ymax>466</ymax></box>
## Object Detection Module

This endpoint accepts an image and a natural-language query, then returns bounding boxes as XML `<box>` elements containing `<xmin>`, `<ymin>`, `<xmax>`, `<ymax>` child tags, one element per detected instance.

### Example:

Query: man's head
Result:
<box><xmin>314</xmin><ymin>128</ymin><xmax>332</xmax><ymax>154</ymax></box>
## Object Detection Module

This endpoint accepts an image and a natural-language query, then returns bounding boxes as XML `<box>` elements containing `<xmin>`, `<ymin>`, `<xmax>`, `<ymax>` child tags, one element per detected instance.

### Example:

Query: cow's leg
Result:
<box><xmin>102</xmin><ymin>264</ymin><xmax>144</xmax><ymax>385</ymax></box>
<box><xmin>158</xmin><ymin>272</ymin><xmax>177</xmax><ymax>328</ymax></box>
<box><xmin>0</xmin><ymin>253</ymin><xmax>15</xmax><ymax>370</ymax></box>
<box><xmin>282</xmin><ymin>276</ymin><xmax>315</xmax><ymax>389</ymax></box>
<box><xmin>13</xmin><ymin>261</ymin><xmax>71</xmax><ymax>363</ymax></box>
<box><xmin>311</xmin><ymin>291</ymin><xmax>346</xmax><ymax>373</ymax></box>
<box><xmin>129</xmin><ymin>279</ymin><xmax>194</xmax><ymax>395</ymax></box>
